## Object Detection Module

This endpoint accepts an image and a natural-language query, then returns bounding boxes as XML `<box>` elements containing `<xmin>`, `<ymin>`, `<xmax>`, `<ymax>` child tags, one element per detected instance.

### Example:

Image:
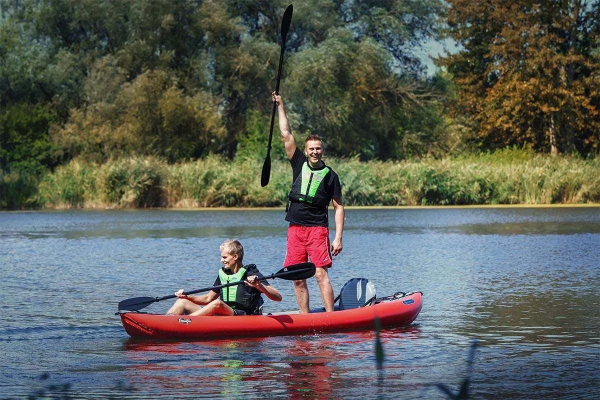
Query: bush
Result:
<box><xmin>1</xmin><ymin>150</ymin><xmax>598</xmax><ymax>209</ymax></box>
<box><xmin>0</xmin><ymin>170</ymin><xmax>41</xmax><ymax>209</ymax></box>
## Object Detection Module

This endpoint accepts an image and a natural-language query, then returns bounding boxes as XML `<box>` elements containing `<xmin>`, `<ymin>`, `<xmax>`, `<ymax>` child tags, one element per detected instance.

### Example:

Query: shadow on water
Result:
<box><xmin>434</xmin><ymin>340</ymin><xmax>478</xmax><ymax>400</ymax></box>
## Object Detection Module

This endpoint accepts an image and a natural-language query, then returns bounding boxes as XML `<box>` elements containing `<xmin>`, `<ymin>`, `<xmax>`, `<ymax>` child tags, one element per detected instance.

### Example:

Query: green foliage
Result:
<box><xmin>1</xmin><ymin>0</ymin><xmax>451</xmax><ymax>166</ymax></box>
<box><xmin>332</xmin><ymin>149</ymin><xmax>600</xmax><ymax>206</ymax></box>
<box><xmin>36</xmin><ymin>160</ymin><xmax>96</xmax><ymax>208</ymax></box>
<box><xmin>2</xmin><ymin>0</ymin><xmax>597</xmax><ymax>168</ymax></box>
<box><xmin>166</xmin><ymin>156</ymin><xmax>289</xmax><ymax>207</ymax></box>
<box><xmin>7</xmin><ymin>151</ymin><xmax>598</xmax><ymax>209</ymax></box>
<box><xmin>0</xmin><ymin>170</ymin><xmax>41</xmax><ymax>209</ymax></box>
<box><xmin>235</xmin><ymin>109</ymin><xmax>286</xmax><ymax>162</ymax></box>
<box><xmin>36</xmin><ymin>157</ymin><xmax>166</xmax><ymax>208</ymax></box>
<box><xmin>441</xmin><ymin>0</ymin><xmax>600</xmax><ymax>155</ymax></box>
<box><xmin>98</xmin><ymin>158</ymin><xmax>166</xmax><ymax>208</ymax></box>
<box><xmin>0</xmin><ymin>103</ymin><xmax>58</xmax><ymax>173</ymax></box>
<box><xmin>53</xmin><ymin>70</ymin><xmax>226</xmax><ymax>162</ymax></box>
<box><xmin>285</xmin><ymin>25</ymin><xmax>456</xmax><ymax>160</ymax></box>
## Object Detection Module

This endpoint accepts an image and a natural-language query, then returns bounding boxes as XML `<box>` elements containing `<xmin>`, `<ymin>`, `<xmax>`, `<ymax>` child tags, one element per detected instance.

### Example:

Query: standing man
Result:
<box><xmin>272</xmin><ymin>92</ymin><xmax>344</xmax><ymax>313</ymax></box>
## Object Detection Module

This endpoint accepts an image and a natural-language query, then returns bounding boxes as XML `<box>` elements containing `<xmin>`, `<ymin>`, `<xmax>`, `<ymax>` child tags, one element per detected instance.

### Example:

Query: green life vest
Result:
<box><xmin>288</xmin><ymin>162</ymin><xmax>331</xmax><ymax>207</ymax></box>
<box><xmin>218</xmin><ymin>267</ymin><xmax>246</xmax><ymax>308</ymax></box>
<box><xmin>217</xmin><ymin>265</ymin><xmax>263</xmax><ymax>314</ymax></box>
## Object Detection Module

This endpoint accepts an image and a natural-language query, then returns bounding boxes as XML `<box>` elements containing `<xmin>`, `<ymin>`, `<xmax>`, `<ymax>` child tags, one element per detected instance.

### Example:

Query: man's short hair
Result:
<box><xmin>305</xmin><ymin>133</ymin><xmax>324</xmax><ymax>146</ymax></box>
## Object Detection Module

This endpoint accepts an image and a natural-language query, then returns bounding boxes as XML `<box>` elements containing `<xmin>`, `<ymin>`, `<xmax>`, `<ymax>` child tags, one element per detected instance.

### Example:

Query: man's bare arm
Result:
<box><xmin>273</xmin><ymin>92</ymin><xmax>296</xmax><ymax>159</ymax></box>
<box><xmin>331</xmin><ymin>197</ymin><xmax>344</xmax><ymax>256</ymax></box>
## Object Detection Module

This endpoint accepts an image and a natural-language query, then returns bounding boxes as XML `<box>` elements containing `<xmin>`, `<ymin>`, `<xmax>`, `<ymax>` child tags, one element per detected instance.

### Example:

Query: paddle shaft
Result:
<box><xmin>266</xmin><ymin>38</ymin><xmax>288</xmax><ymax>152</ymax></box>
<box><xmin>118</xmin><ymin>262</ymin><xmax>314</xmax><ymax>311</ymax></box>
<box><xmin>261</xmin><ymin>4</ymin><xmax>293</xmax><ymax>187</ymax></box>
<box><xmin>157</xmin><ymin>266</ymin><xmax>302</xmax><ymax>302</ymax></box>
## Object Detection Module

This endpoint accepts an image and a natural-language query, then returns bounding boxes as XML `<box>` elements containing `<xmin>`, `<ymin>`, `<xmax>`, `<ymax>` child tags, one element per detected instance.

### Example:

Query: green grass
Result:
<box><xmin>1</xmin><ymin>149</ymin><xmax>598</xmax><ymax>209</ymax></box>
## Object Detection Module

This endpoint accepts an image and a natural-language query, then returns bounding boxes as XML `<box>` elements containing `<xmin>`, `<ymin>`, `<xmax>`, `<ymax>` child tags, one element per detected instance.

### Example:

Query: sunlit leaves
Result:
<box><xmin>54</xmin><ymin>70</ymin><xmax>226</xmax><ymax>163</ymax></box>
<box><xmin>286</xmin><ymin>27</ymin><xmax>445</xmax><ymax>159</ymax></box>
<box><xmin>1</xmin><ymin>0</ymin><xmax>450</xmax><ymax>169</ymax></box>
<box><xmin>442</xmin><ymin>0</ymin><xmax>600</xmax><ymax>154</ymax></box>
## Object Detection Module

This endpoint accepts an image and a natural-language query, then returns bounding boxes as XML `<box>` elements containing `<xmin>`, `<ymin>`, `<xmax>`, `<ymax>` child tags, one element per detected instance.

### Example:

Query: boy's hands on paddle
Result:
<box><xmin>246</xmin><ymin>275</ymin><xmax>283</xmax><ymax>302</ymax></box>
<box><xmin>244</xmin><ymin>275</ymin><xmax>263</xmax><ymax>289</ymax></box>
<box><xmin>174</xmin><ymin>289</ymin><xmax>187</xmax><ymax>298</ymax></box>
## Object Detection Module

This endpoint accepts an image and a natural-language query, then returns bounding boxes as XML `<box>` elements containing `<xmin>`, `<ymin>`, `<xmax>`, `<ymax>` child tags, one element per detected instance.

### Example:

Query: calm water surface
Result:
<box><xmin>0</xmin><ymin>207</ymin><xmax>598</xmax><ymax>399</ymax></box>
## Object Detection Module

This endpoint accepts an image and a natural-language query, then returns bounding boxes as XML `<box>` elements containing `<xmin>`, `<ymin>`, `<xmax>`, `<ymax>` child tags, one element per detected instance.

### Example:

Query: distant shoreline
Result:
<box><xmin>2</xmin><ymin>152</ymin><xmax>598</xmax><ymax>210</ymax></box>
<box><xmin>2</xmin><ymin>203</ymin><xmax>599</xmax><ymax>213</ymax></box>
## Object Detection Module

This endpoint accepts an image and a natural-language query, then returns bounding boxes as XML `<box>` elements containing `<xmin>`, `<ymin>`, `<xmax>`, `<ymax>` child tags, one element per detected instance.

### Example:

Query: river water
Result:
<box><xmin>0</xmin><ymin>207</ymin><xmax>598</xmax><ymax>399</ymax></box>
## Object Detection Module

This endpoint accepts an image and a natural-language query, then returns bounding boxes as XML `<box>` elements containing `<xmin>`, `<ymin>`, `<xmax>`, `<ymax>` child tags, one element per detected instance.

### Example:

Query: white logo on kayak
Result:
<box><xmin>356</xmin><ymin>281</ymin><xmax>362</xmax><ymax>301</ymax></box>
<box><xmin>178</xmin><ymin>318</ymin><xmax>192</xmax><ymax>325</ymax></box>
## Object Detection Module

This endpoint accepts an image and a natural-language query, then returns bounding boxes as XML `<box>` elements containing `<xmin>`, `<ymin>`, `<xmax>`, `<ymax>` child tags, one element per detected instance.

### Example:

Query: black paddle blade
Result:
<box><xmin>261</xmin><ymin>153</ymin><xmax>271</xmax><ymax>187</ymax></box>
<box><xmin>281</xmin><ymin>5</ymin><xmax>293</xmax><ymax>43</ymax></box>
<box><xmin>275</xmin><ymin>262</ymin><xmax>316</xmax><ymax>280</ymax></box>
<box><xmin>118</xmin><ymin>296</ymin><xmax>156</xmax><ymax>312</ymax></box>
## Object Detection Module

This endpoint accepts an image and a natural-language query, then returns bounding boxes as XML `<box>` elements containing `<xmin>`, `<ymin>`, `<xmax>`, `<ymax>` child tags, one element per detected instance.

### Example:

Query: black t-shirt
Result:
<box><xmin>285</xmin><ymin>148</ymin><xmax>342</xmax><ymax>227</ymax></box>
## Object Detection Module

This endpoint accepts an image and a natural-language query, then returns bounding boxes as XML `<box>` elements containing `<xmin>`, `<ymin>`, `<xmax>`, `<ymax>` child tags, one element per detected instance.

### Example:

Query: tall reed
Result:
<box><xmin>336</xmin><ymin>151</ymin><xmax>600</xmax><ymax>206</ymax></box>
<box><xmin>4</xmin><ymin>150</ymin><xmax>599</xmax><ymax>209</ymax></box>
<box><xmin>36</xmin><ymin>159</ymin><xmax>97</xmax><ymax>208</ymax></box>
<box><xmin>0</xmin><ymin>170</ymin><xmax>40</xmax><ymax>209</ymax></box>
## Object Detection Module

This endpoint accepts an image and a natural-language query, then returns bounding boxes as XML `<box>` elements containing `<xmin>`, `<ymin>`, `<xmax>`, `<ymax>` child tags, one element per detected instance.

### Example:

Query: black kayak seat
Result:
<box><xmin>337</xmin><ymin>278</ymin><xmax>377</xmax><ymax>310</ymax></box>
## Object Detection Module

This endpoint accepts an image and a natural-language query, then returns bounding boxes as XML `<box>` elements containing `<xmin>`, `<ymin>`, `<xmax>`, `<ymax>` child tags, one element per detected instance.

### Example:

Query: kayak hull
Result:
<box><xmin>120</xmin><ymin>292</ymin><xmax>422</xmax><ymax>340</ymax></box>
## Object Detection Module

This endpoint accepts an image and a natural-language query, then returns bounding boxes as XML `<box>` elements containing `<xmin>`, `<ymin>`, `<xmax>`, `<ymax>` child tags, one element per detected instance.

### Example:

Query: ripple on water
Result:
<box><xmin>1</xmin><ymin>208</ymin><xmax>599</xmax><ymax>399</ymax></box>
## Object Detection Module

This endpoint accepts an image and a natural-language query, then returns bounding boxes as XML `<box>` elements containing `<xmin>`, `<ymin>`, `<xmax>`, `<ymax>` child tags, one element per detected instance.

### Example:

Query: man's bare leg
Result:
<box><xmin>315</xmin><ymin>267</ymin><xmax>334</xmax><ymax>312</ymax></box>
<box><xmin>293</xmin><ymin>279</ymin><xmax>310</xmax><ymax>313</ymax></box>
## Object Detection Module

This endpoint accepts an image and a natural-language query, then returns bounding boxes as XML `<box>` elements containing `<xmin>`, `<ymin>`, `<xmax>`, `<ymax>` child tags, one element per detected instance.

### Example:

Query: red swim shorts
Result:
<box><xmin>284</xmin><ymin>225</ymin><xmax>332</xmax><ymax>269</ymax></box>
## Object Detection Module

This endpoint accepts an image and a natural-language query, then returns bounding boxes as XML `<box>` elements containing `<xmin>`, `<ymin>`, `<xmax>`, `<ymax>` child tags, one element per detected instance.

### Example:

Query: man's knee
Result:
<box><xmin>314</xmin><ymin>267</ymin><xmax>330</xmax><ymax>284</ymax></box>
<box><xmin>293</xmin><ymin>279</ymin><xmax>308</xmax><ymax>289</ymax></box>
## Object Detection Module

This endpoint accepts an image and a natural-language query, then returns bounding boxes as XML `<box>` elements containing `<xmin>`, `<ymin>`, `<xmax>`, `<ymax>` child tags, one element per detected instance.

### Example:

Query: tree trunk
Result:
<box><xmin>549</xmin><ymin>114</ymin><xmax>559</xmax><ymax>156</ymax></box>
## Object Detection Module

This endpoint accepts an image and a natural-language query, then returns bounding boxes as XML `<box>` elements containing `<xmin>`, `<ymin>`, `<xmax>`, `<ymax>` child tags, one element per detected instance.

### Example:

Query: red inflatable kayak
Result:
<box><xmin>120</xmin><ymin>291</ymin><xmax>422</xmax><ymax>340</ymax></box>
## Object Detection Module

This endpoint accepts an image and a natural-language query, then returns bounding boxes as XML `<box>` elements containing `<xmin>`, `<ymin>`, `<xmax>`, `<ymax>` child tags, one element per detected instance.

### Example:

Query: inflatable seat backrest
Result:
<box><xmin>255</xmin><ymin>296</ymin><xmax>264</xmax><ymax>315</ymax></box>
<box><xmin>338</xmin><ymin>278</ymin><xmax>376</xmax><ymax>310</ymax></box>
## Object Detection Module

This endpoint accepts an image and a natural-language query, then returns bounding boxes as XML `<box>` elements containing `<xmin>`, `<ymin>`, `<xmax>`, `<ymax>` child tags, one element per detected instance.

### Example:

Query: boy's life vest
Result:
<box><xmin>217</xmin><ymin>264</ymin><xmax>263</xmax><ymax>314</ymax></box>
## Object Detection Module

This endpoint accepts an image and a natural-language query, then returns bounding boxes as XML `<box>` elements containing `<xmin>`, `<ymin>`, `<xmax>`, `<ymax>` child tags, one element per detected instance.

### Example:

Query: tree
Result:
<box><xmin>1</xmin><ymin>0</ymin><xmax>448</xmax><ymax>166</ymax></box>
<box><xmin>53</xmin><ymin>69</ymin><xmax>226</xmax><ymax>162</ymax></box>
<box><xmin>0</xmin><ymin>103</ymin><xmax>58</xmax><ymax>173</ymax></box>
<box><xmin>286</xmin><ymin>29</ymin><xmax>446</xmax><ymax>160</ymax></box>
<box><xmin>281</xmin><ymin>0</ymin><xmax>448</xmax><ymax>160</ymax></box>
<box><xmin>441</xmin><ymin>0</ymin><xmax>600</xmax><ymax>155</ymax></box>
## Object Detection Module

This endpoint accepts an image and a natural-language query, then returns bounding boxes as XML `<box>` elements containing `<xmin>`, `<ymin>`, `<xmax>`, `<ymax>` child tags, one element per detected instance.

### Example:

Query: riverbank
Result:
<box><xmin>1</xmin><ymin>150</ymin><xmax>599</xmax><ymax>209</ymax></box>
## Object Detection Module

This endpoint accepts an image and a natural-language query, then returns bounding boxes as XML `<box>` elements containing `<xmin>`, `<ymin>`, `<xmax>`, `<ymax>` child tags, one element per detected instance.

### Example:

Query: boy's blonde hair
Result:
<box><xmin>220</xmin><ymin>239</ymin><xmax>244</xmax><ymax>261</ymax></box>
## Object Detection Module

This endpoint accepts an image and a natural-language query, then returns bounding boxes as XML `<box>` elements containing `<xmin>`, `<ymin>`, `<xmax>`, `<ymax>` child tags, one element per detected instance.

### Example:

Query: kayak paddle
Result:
<box><xmin>118</xmin><ymin>262</ymin><xmax>315</xmax><ymax>312</ymax></box>
<box><xmin>261</xmin><ymin>4</ymin><xmax>293</xmax><ymax>187</ymax></box>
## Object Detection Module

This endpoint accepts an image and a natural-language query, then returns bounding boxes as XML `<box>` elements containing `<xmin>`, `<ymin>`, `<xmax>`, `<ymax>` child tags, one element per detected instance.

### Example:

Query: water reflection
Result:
<box><xmin>452</xmin><ymin>221</ymin><xmax>600</xmax><ymax>235</ymax></box>
<box><xmin>121</xmin><ymin>326</ymin><xmax>423</xmax><ymax>398</ymax></box>
<box><xmin>123</xmin><ymin>338</ymin><xmax>267</xmax><ymax>397</ymax></box>
<box><xmin>269</xmin><ymin>337</ymin><xmax>338</xmax><ymax>399</ymax></box>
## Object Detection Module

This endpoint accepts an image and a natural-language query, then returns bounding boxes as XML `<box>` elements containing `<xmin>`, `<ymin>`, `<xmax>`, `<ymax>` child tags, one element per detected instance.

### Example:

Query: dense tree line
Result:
<box><xmin>0</xmin><ymin>0</ymin><xmax>598</xmax><ymax>175</ymax></box>
<box><xmin>441</xmin><ymin>0</ymin><xmax>599</xmax><ymax>155</ymax></box>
